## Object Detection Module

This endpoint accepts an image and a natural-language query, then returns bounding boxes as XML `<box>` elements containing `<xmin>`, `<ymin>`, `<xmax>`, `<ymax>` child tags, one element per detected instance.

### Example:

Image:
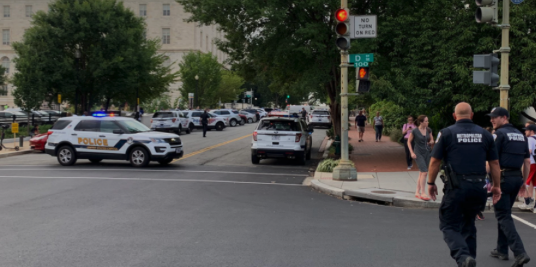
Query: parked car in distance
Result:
<box><xmin>0</xmin><ymin>111</ymin><xmax>29</xmax><ymax>126</ymax></box>
<box><xmin>150</xmin><ymin>111</ymin><xmax>190</xmax><ymax>134</ymax></box>
<box><xmin>239</xmin><ymin>110</ymin><xmax>257</xmax><ymax>123</ymax></box>
<box><xmin>307</xmin><ymin>109</ymin><xmax>332</xmax><ymax>128</ymax></box>
<box><xmin>30</xmin><ymin>133</ymin><xmax>48</xmax><ymax>152</ymax></box>
<box><xmin>181</xmin><ymin>110</ymin><xmax>228</xmax><ymax>131</ymax></box>
<box><xmin>210</xmin><ymin>109</ymin><xmax>242</xmax><ymax>127</ymax></box>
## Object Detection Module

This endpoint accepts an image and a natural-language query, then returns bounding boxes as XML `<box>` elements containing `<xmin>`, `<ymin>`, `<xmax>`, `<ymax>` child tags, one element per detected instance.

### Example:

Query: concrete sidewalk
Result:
<box><xmin>0</xmin><ymin>140</ymin><xmax>34</xmax><ymax>158</ymax></box>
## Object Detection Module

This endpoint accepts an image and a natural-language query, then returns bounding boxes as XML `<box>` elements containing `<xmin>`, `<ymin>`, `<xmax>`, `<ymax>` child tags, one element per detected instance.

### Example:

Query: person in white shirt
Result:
<box><xmin>519</xmin><ymin>123</ymin><xmax>536</xmax><ymax>212</ymax></box>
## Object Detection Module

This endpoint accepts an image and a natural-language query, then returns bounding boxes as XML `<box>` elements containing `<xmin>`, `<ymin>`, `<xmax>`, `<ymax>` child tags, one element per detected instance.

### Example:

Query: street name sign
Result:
<box><xmin>349</xmin><ymin>53</ymin><xmax>374</xmax><ymax>67</ymax></box>
<box><xmin>352</xmin><ymin>15</ymin><xmax>377</xmax><ymax>39</ymax></box>
<box><xmin>511</xmin><ymin>0</ymin><xmax>523</xmax><ymax>4</ymax></box>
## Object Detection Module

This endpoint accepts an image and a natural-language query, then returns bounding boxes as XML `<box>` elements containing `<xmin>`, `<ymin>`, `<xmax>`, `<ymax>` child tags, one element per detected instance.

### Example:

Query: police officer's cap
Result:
<box><xmin>523</xmin><ymin>124</ymin><xmax>536</xmax><ymax>132</ymax></box>
<box><xmin>487</xmin><ymin>107</ymin><xmax>509</xmax><ymax>119</ymax></box>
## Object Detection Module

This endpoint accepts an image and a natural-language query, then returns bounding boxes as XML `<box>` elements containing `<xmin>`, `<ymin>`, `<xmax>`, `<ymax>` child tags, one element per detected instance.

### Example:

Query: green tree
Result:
<box><xmin>178</xmin><ymin>52</ymin><xmax>222</xmax><ymax>108</ymax></box>
<box><xmin>177</xmin><ymin>0</ymin><xmax>343</xmax><ymax>134</ymax></box>
<box><xmin>217</xmin><ymin>70</ymin><xmax>244</xmax><ymax>105</ymax></box>
<box><xmin>11</xmin><ymin>0</ymin><xmax>177</xmax><ymax>115</ymax></box>
<box><xmin>0</xmin><ymin>66</ymin><xmax>6</xmax><ymax>96</ymax></box>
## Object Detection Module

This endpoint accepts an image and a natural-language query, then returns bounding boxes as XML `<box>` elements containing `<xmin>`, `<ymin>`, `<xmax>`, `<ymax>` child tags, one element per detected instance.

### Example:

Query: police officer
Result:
<box><xmin>200</xmin><ymin>108</ymin><xmax>209</xmax><ymax>138</ymax></box>
<box><xmin>488</xmin><ymin>107</ymin><xmax>531</xmax><ymax>266</ymax></box>
<box><xmin>427</xmin><ymin>102</ymin><xmax>502</xmax><ymax>267</ymax></box>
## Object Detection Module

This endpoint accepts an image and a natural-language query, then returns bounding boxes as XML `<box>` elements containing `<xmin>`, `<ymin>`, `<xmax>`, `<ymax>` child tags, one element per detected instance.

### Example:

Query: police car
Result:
<box><xmin>150</xmin><ymin>110</ymin><xmax>190</xmax><ymax>134</ymax></box>
<box><xmin>45</xmin><ymin>114</ymin><xmax>183</xmax><ymax>167</ymax></box>
<box><xmin>251</xmin><ymin>112</ymin><xmax>313</xmax><ymax>165</ymax></box>
<box><xmin>181</xmin><ymin>110</ymin><xmax>228</xmax><ymax>131</ymax></box>
<box><xmin>306</xmin><ymin>109</ymin><xmax>331</xmax><ymax>128</ymax></box>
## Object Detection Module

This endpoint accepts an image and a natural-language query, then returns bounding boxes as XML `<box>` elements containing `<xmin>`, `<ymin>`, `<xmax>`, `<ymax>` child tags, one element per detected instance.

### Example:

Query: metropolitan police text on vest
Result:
<box><xmin>457</xmin><ymin>133</ymin><xmax>483</xmax><ymax>143</ymax></box>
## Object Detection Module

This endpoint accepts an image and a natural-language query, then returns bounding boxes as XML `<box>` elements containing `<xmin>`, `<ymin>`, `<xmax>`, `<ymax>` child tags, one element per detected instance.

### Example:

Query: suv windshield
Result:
<box><xmin>117</xmin><ymin>120</ymin><xmax>151</xmax><ymax>133</ymax></box>
<box><xmin>153</xmin><ymin>112</ymin><xmax>174</xmax><ymax>118</ymax></box>
<box><xmin>258</xmin><ymin>120</ymin><xmax>300</xmax><ymax>131</ymax></box>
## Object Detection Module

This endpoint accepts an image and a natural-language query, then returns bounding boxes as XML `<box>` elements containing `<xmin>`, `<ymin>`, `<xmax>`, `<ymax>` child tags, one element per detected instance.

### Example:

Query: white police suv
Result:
<box><xmin>251</xmin><ymin>112</ymin><xmax>313</xmax><ymax>165</ymax></box>
<box><xmin>45</xmin><ymin>114</ymin><xmax>183</xmax><ymax>167</ymax></box>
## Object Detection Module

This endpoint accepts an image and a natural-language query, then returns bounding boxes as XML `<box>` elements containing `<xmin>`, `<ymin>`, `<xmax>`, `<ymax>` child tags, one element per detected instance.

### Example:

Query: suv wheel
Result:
<box><xmin>230</xmin><ymin>119</ymin><xmax>237</xmax><ymax>127</ymax></box>
<box><xmin>57</xmin><ymin>146</ymin><xmax>77</xmax><ymax>166</ymax></box>
<box><xmin>216</xmin><ymin>122</ymin><xmax>224</xmax><ymax>131</ymax></box>
<box><xmin>130</xmin><ymin>147</ymin><xmax>150</xmax><ymax>167</ymax></box>
<box><xmin>248</xmin><ymin>118</ymin><xmax>253</xmax><ymax>123</ymax></box>
<box><xmin>251</xmin><ymin>155</ymin><xmax>260</xmax><ymax>164</ymax></box>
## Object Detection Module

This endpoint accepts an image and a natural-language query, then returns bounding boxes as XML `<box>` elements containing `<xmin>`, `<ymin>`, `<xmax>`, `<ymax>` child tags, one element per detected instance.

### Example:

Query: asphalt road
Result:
<box><xmin>0</xmin><ymin>122</ymin><xmax>535</xmax><ymax>267</ymax></box>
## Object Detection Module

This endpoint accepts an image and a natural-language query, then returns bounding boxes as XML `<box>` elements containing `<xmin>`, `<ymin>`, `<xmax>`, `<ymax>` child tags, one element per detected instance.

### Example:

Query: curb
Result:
<box><xmin>0</xmin><ymin>149</ymin><xmax>34</xmax><ymax>159</ymax></box>
<box><xmin>311</xmin><ymin>179</ymin><xmax>344</xmax><ymax>198</ymax></box>
<box><xmin>310</xmin><ymin>178</ymin><xmax>441</xmax><ymax>209</ymax></box>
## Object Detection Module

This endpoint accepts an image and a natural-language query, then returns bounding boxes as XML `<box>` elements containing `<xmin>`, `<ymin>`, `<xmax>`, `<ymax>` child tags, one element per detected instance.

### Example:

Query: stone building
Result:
<box><xmin>0</xmin><ymin>0</ymin><xmax>226</xmax><ymax>110</ymax></box>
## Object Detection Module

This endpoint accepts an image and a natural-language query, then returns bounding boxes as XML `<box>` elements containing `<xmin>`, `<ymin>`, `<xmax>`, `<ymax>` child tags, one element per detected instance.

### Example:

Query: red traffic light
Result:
<box><xmin>359</xmin><ymin>68</ymin><xmax>368</xmax><ymax>79</ymax></box>
<box><xmin>335</xmin><ymin>9</ymin><xmax>348</xmax><ymax>22</ymax></box>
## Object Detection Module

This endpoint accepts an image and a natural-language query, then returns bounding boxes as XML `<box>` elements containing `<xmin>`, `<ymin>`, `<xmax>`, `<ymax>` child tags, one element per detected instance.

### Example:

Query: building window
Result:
<box><xmin>0</xmin><ymin>85</ymin><xmax>7</xmax><ymax>96</ymax></box>
<box><xmin>139</xmin><ymin>4</ymin><xmax>146</xmax><ymax>17</ymax></box>
<box><xmin>26</xmin><ymin>5</ymin><xmax>33</xmax><ymax>17</ymax></box>
<box><xmin>2</xmin><ymin>29</ymin><xmax>9</xmax><ymax>45</ymax></box>
<box><xmin>162</xmin><ymin>28</ymin><xmax>170</xmax><ymax>44</ymax></box>
<box><xmin>3</xmin><ymin>6</ymin><xmax>9</xmax><ymax>18</ymax></box>
<box><xmin>1</xmin><ymin>57</ymin><xmax>9</xmax><ymax>74</ymax></box>
<box><xmin>163</xmin><ymin>4</ymin><xmax>170</xmax><ymax>16</ymax></box>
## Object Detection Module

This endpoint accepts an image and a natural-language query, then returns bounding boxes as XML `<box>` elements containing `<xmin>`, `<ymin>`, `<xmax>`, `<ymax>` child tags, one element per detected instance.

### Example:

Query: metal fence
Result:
<box><xmin>0</xmin><ymin>112</ymin><xmax>68</xmax><ymax>127</ymax></box>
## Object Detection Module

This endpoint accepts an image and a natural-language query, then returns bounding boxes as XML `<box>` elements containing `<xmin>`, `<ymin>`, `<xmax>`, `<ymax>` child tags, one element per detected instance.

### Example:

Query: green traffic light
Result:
<box><xmin>287</xmin><ymin>95</ymin><xmax>290</xmax><ymax>98</ymax></box>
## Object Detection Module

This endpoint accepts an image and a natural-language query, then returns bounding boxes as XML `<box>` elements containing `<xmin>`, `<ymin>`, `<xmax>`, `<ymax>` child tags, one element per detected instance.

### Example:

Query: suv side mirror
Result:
<box><xmin>113</xmin><ymin>129</ymin><xmax>124</xmax><ymax>135</ymax></box>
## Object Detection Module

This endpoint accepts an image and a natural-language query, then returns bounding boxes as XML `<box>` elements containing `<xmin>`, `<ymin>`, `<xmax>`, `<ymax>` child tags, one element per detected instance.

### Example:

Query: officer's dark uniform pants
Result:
<box><xmin>202</xmin><ymin>123</ymin><xmax>208</xmax><ymax>137</ymax></box>
<box><xmin>494</xmin><ymin>176</ymin><xmax>526</xmax><ymax>256</ymax></box>
<box><xmin>439</xmin><ymin>180</ymin><xmax>487</xmax><ymax>265</ymax></box>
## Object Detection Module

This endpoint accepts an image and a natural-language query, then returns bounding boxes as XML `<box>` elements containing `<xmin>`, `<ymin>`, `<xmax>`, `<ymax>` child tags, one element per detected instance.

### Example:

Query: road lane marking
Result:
<box><xmin>0</xmin><ymin>175</ymin><xmax>305</xmax><ymax>186</ymax></box>
<box><xmin>0</xmin><ymin>168</ymin><xmax>308</xmax><ymax>177</ymax></box>
<box><xmin>172</xmin><ymin>134</ymin><xmax>252</xmax><ymax>163</ymax></box>
<box><xmin>512</xmin><ymin>215</ymin><xmax>536</xmax><ymax>230</ymax></box>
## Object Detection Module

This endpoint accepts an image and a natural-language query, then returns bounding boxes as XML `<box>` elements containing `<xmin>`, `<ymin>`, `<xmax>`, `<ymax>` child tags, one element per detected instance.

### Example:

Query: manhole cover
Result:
<box><xmin>371</xmin><ymin>190</ymin><xmax>396</xmax><ymax>194</ymax></box>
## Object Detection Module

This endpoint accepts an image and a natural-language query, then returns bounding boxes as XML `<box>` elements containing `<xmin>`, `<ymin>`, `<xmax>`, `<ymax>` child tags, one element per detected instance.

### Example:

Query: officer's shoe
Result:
<box><xmin>490</xmin><ymin>249</ymin><xmax>509</xmax><ymax>260</ymax></box>
<box><xmin>511</xmin><ymin>253</ymin><xmax>530</xmax><ymax>267</ymax></box>
<box><xmin>460</xmin><ymin>257</ymin><xmax>476</xmax><ymax>267</ymax></box>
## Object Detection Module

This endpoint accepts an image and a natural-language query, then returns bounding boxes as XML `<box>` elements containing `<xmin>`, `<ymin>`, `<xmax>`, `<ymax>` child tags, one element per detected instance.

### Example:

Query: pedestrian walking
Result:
<box><xmin>407</xmin><ymin>115</ymin><xmax>434</xmax><ymax>200</ymax></box>
<box><xmin>354</xmin><ymin>111</ymin><xmax>367</xmax><ymax>142</ymax></box>
<box><xmin>486</xmin><ymin>107</ymin><xmax>531</xmax><ymax>266</ymax></box>
<box><xmin>402</xmin><ymin>115</ymin><xmax>416</xmax><ymax>170</ymax></box>
<box><xmin>373</xmin><ymin>111</ymin><xmax>384</xmax><ymax>142</ymax></box>
<box><xmin>519</xmin><ymin>123</ymin><xmax>536</xmax><ymax>212</ymax></box>
<box><xmin>427</xmin><ymin>102</ymin><xmax>502</xmax><ymax>267</ymax></box>
<box><xmin>200</xmin><ymin>108</ymin><xmax>209</xmax><ymax>138</ymax></box>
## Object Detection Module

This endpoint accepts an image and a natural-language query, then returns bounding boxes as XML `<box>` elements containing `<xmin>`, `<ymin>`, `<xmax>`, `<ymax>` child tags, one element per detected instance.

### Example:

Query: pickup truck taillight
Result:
<box><xmin>172</xmin><ymin>118</ymin><xmax>177</xmax><ymax>123</ymax></box>
<box><xmin>253</xmin><ymin>131</ymin><xmax>258</xmax><ymax>141</ymax></box>
<box><xmin>295</xmin><ymin>133</ymin><xmax>302</xmax><ymax>142</ymax></box>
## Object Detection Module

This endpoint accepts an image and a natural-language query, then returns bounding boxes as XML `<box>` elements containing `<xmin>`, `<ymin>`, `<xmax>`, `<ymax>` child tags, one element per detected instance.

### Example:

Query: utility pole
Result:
<box><xmin>499</xmin><ymin>0</ymin><xmax>510</xmax><ymax>109</ymax></box>
<box><xmin>332</xmin><ymin>0</ymin><xmax>357</xmax><ymax>181</ymax></box>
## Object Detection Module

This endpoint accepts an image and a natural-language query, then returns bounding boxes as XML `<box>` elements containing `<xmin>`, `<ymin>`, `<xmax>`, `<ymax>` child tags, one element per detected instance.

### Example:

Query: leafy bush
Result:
<box><xmin>316</xmin><ymin>159</ymin><xmax>355</xmax><ymax>173</ymax></box>
<box><xmin>369</xmin><ymin>100</ymin><xmax>406</xmax><ymax>135</ymax></box>
<box><xmin>390</xmin><ymin>128</ymin><xmax>403</xmax><ymax>143</ymax></box>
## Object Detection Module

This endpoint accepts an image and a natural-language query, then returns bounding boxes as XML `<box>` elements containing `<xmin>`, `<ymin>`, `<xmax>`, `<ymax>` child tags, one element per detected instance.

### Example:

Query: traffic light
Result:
<box><xmin>356</xmin><ymin>67</ymin><xmax>370</xmax><ymax>92</ymax></box>
<box><xmin>473</xmin><ymin>53</ymin><xmax>500</xmax><ymax>87</ymax></box>
<box><xmin>335</xmin><ymin>8</ymin><xmax>351</xmax><ymax>50</ymax></box>
<box><xmin>475</xmin><ymin>0</ymin><xmax>498</xmax><ymax>24</ymax></box>
<box><xmin>287</xmin><ymin>95</ymin><xmax>290</xmax><ymax>99</ymax></box>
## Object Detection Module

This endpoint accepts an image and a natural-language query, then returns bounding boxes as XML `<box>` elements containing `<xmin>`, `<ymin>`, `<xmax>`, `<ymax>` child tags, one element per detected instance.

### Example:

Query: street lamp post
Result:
<box><xmin>195</xmin><ymin>75</ymin><xmax>199</xmax><ymax>108</ymax></box>
<box><xmin>74</xmin><ymin>47</ymin><xmax>80</xmax><ymax>115</ymax></box>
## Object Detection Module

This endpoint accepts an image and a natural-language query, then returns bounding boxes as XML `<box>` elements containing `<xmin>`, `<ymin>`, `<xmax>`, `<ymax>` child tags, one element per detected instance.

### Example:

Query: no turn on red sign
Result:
<box><xmin>351</xmin><ymin>15</ymin><xmax>377</xmax><ymax>39</ymax></box>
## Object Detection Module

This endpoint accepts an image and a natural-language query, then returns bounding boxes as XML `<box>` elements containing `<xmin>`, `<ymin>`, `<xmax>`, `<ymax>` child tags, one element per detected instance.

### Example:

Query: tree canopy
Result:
<box><xmin>12</xmin><ymin>0</ymin><xmax>177</xmax><ymax>114</ymax></box>
<box><xmin>177</xmin><ymin>0</ymin><xmax>536</xmax><ymax>133</ymax></box>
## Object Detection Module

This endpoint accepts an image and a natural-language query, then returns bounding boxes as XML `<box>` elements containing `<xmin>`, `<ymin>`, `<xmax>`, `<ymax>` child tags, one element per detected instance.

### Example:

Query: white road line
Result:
<box><xmin>0</xmin><ymin>175</ymin><xmax>305</xmax><ymax>186</ymax></box>
<box><xmin>512</xmin><ymin>215</ymin><xmax>536</xmax><ymax>230</ymax></box>
<box><xmin>0</xmin><ymin>168</ymin><xmax>308</xmax><ymax>177</ymax></box>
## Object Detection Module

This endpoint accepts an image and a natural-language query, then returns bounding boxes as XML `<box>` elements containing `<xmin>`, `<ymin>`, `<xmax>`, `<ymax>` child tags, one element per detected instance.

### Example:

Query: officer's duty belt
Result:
<box><xmin>501</xmin><ymin>169</ymin><xmax>522</xmax><ymax>177</ymax></box>
<box><xmin>456</xmin><ymin>174</ymin><xmax>485</xmax><ymax>182</ymax></box>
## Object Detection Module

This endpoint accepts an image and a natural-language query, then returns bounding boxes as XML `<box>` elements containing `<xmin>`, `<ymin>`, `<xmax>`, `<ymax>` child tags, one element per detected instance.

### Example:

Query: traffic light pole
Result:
<box><xmin>498</xmin><ymin>0</ymin><xmax>510</xmax><ymax>109</ymax></box>
<box><xmin>333</xmin><ymin>0</ymin><xmax>357</xmax><ymax>181</ymax></box>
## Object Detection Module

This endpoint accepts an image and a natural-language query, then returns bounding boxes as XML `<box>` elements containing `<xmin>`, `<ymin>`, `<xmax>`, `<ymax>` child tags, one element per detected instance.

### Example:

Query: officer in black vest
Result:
<box><xmin>488</xmin><ymin>107</ymin><xmax>531</xmax><ymax>266</ymax></box>
<box><xmin>427</xmin><ymin>102</ymin><xmax>502</xmax><ymax>267</ymax></box>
